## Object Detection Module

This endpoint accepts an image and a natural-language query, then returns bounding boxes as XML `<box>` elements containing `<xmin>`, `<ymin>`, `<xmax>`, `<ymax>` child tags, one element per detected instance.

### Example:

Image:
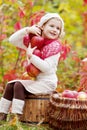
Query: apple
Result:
<box><xmin>77</xmin><ymin>91</ymin><xmax>87</xmax><ymax>100</ymax></box>
<box><xmin>23</xmin><ymin>34</ymin><xmax>30</xmax><ymax>47</ymax></box>
<box><xmin>62</xmin><ymin>90</ymin><xmax>76</xmax><ymax>99</ymax></box>
<box><xmin>33</xmin><ymin>49</ymin><xmax>41</xmax><ymax>57</ymax></box>
<box><xmin>30</xmin><ymin>36</ymin><xmax>44</xmax><ymax>49</ymax></box>
<box><xmin>72</xmin><ymin>90</ymin><xmax>78</xmax><ymax>98</ymax></box>
<box><xmin>29</xmin><ymin>33</ymin><xmax>36</xmax><ymax>40</ymax></box>
<box><xmin>26</xmin><ymin>63</ymin><xmax>40</xmax><ymax>77</ymax></box>
<box><xmin>53</xmin><ymin>93</ymin><xmax>59</xmax><ymax>99</ymax></box>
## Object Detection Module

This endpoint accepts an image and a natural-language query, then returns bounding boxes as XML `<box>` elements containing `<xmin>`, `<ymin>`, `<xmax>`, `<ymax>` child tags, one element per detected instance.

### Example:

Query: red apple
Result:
<box><xmin>72</xmin><ymin>90</ymin><xmax>78</xmax><ymax>98</ymax></box>
<box><xmin>33</xmin><ymin>49</ymin><xmax>41</xmax><ymax>57</ymax></box>
<box><xmin>23</xmin><ymin>34</ymin><xmax>30</xmax><ymax>47</ymax></box>
<box><xmin>26</xmin><ymin>63</ymin><xmax>40</xmax><ymax>77</ymax></box>
<box><xmin>62</xmin><ymin>90</ymin><xmax>76</xmax><ymax>99</ymax></box>
<box><xmin>29</xmin><ymin>33</ymin><xmax>36</xmax><ymax>40</ymax></box>
<box><xmin>77</xmin><ymin>91</ymin><xmax>87</xmax><ymax>100</ymax></box>
<box><xmin>30</xmin><ymin>36</ymin><xmax>44</xmax><ymax>49</ymax></box>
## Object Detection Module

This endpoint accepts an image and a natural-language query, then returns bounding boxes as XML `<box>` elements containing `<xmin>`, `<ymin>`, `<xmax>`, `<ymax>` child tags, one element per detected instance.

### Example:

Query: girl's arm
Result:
<box><xmin>9</xmin><ymin>27</ymin><xmax>30</xmax><ymax>50</ymax></box>
<box><xmin>9</xmin><ymin>25</ymin><xmax>41</xmax><ymax>50</ymax></box>
<box><xmin>30</xmin><ymin>53</ymin><xmax>60</xmax><ymax>73</ymax></box>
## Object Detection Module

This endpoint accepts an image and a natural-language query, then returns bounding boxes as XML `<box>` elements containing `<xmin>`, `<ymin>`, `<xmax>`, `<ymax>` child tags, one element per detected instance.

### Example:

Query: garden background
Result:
<box><xmin>0</xmin><ymin>0</ymin><xmax>87</xmax><ymax>129</ymax></box>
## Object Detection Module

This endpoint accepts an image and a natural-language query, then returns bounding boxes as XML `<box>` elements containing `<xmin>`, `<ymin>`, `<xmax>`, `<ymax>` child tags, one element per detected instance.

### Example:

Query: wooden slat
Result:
<box><xmin>20</xmin><ymin>94</ymin><xmax>50</xmax><ymax>123</ymax></box>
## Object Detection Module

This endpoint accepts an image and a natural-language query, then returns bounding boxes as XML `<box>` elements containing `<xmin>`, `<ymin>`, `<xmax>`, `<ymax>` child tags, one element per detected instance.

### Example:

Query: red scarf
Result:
<box><xmin>41</xmin><ymin>39</ymin><xmax>62</xmax><ymax>59</ymax></box>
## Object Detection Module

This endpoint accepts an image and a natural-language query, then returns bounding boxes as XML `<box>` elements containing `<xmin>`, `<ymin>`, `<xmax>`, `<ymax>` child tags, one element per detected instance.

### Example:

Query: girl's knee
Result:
<box><xmin>14</xmin><ymin>82</ymin><xmax>24</xmax><ymax>92</ymax></box>
<box><xmin>5</xmin><ymin>83</ymin><xmax>13</xmax><ymax>92</ymax></box>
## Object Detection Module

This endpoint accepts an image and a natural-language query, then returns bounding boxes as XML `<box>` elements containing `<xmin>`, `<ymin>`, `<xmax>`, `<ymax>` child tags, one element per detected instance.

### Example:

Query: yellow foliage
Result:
<box><xmin>76</xmin><ymin>41</ymin><xmax>83</xmax><ymax>49</ymax></box>
<box><xmin>9</xmin><ymin>115</ymin><xmax>18</xmax><ymax>126</ymax></box>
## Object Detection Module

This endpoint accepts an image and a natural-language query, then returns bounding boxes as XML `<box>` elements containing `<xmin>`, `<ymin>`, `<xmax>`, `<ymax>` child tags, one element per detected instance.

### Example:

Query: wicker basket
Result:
<box><xmin>20</xmin><ymin>94</ymin><xmax>50</xmax><ymax>124</ymax></box>
<box><xmin>48</xmin><ymin>92</ymin><xmax>87</xmax><ymax>130</ymax></box>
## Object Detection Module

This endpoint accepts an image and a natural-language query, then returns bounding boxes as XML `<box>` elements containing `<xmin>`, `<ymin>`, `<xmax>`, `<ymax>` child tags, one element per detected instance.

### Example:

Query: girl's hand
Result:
<box><xmin>26</xmin><ymin>25</ymin><xmax>41</xmax><ymax>36</ymax></box>
<box><xmin>26</xmin><ymin>44</ymin><xmax>37</xmax><ymax>59</ymax></box>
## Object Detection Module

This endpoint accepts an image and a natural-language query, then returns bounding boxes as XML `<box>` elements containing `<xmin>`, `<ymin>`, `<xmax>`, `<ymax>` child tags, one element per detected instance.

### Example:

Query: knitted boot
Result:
<box><xmin>11</xmin><ymin>98</ymin><xmax>25</xmax><ymax>114</ymax></box>
<box><xmin>0</xmin><ymin>97</ymin><xmax>12</xmax><ymax>121</ymax></box>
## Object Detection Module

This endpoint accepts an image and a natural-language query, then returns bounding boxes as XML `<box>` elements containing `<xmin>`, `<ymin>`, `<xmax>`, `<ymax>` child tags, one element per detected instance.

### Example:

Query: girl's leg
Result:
<box><xmin>0</xmin><ymin>83</ymin><xmax>14</xmax><ymax>120</ymax></box>
<box><xmin>11</xmin><ymin>82</ymin><xmax>25</xmax><ymax>114</ymax></box>
<box><xmin>3</xmin><ymin>83</ymin><xmax>14</xmax><ymax>101</ymax></box>
<box><xmin>0</xmin><ymin>83</ymin><xmax>14</xmax><ymax>113</ymax></box>
<box><xmin>13</xmin><ymin>81</ymin><xmax>25</xmax><ymax>100</ymax></box>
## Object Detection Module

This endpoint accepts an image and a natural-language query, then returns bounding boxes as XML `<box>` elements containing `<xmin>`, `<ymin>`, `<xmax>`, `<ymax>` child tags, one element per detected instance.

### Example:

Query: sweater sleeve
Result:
<box><xmin>30</xmin><ymin>53</ymin><xmax>60</xmax><ymax>73</ymax></box>
<box><xmin>9</xmin><ymin>27</ymin><xmax>30</xmax><ymax>50</ymax></box>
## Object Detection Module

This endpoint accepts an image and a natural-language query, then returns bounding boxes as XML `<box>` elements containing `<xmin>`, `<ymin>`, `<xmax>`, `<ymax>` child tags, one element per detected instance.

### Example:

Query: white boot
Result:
<box><xmin>11</xmin><ymin>99</ymin><xmax>25</xmax><ymax>114</ymax></box>
<box><xmin>0</xmin><ymin>97</ymin><xmax>12</xmax><ymax>114</ymax></box>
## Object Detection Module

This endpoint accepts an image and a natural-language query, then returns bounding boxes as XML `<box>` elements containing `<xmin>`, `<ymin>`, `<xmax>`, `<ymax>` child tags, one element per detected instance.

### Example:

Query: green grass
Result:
<box><xmin>0</xmin><ymin>113</ymin><xmax>52</xmax><ymax>130</ymax></box>
<box><xmin>0</xmin><ymin>121</ymin><xmax>52</xmax><ymax>130</ymax></box>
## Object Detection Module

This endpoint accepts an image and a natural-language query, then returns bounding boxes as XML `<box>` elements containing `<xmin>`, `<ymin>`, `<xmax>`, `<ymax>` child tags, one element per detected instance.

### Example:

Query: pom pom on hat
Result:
<box><xmin>38</xmin><ymin>12</ymin><xmax>65</xmax><ymax>38</ymax></box>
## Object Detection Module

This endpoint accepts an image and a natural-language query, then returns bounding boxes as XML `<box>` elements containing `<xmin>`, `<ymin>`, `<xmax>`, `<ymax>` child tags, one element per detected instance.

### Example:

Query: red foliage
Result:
<box><xmin>30</xmin><ymin>10</ymin><xmax>45</xmax><ymax>26</ymax></box>
<box><xmin>3</xmin><ymin>70</ymin><xmax>18</xmax><ymax>81</ymax></box>
<box><xmin>71</xmin><ymin>51</ymin><xmax>81</xmax><ymax>63</ymax></box>
<box><xmin>60</xmin><ymin>40</ymin><xmax>71</xmax><ymax>60</ymax></box>
<box><xmin>10</xmin><ymin>0</ymin><xmax>16</xmax><ymax>2</ymax></box>
<box><xmin>78</xmin><ymin>61</ymin><xmax>87</xmax><ymax>91</ymax></box>
<box><xmin>14</xmin><ymin>21</ymin><xmax>22</xmax><ymax>31</ymax></box>
<box><xmin>0</xmin><ymin>34</ymin><xmax>7</xmax><ymax>41</ymax></box>
<box><xmin>18</xmin><ymin>7</ymin><xmax>25</xmax><ymax>18</ymax></box>
<box><xmin>28</xmin><ymin>1</ymin><xmax>33</xmax><ymax>7</ymax></box>
<box><xmin>83</xmin><ymin>0</ymin><xmax>87</xmax><ymax>5</ymax></box>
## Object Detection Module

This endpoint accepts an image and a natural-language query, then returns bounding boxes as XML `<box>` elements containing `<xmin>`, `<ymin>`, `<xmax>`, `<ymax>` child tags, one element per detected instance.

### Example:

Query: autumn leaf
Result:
<box><xmin>60</xmin><ymin>40</ymin><xmax>71</xmax><ymax>60</ymax></box>
<box><xmin>18</xmin><ymin>7</ymin><xmax>25</xmax><ymax>18</ymax></box>
<box><xmin>0</xmin><ymin>34</ymin><xmax>7</xmax><ymax>41</ymax></box>
<box><xmin>14</xmin><ymin>22</ymin><xmax>22</xmax><ymax>31</ymax></box>
<box><xmin>3</xmin><ymin>70</ymin><xmax>17</xmax><ymax>81</ymax></box>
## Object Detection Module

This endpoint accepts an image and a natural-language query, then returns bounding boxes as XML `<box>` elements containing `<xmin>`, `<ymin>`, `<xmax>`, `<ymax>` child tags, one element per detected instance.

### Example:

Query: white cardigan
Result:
<box><xmin>8</xmin><ymin>28</ymin><xmax>60</xmax><ymax>94</ymax></box>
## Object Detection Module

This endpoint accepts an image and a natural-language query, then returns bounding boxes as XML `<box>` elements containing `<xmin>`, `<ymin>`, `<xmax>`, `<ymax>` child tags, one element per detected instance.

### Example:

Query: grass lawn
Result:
<box><xmin>0</xmin><ymin>115</ymin><xmax>52</xmax><ymax>130</ymax></box>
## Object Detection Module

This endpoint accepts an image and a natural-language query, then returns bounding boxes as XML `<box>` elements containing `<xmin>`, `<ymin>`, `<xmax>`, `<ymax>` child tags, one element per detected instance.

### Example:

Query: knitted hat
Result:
<box><xmin>38</xmin><ymin>13</ymin><xmax>65</xmax><ymax>38</ymax></box>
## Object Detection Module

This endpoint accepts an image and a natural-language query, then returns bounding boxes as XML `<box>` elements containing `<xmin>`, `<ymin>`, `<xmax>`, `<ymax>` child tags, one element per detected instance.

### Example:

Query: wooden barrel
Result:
<box><xmin>20</xmin><ymin>94</ymin><xmax>50</xmax><ymax>124</ymax></box>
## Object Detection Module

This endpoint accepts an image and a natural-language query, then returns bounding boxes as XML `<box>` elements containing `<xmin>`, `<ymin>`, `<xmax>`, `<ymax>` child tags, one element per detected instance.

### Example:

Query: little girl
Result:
<box><xmin>0</xmin><ymin>13</ymin><xmax>65</xmax><ymax>121</ymax></box>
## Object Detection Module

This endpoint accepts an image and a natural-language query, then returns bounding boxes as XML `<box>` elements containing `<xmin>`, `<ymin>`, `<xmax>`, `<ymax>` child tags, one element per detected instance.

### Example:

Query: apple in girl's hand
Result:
<box><xmin>33</xmin><ymin>49</ymin><xmax>41</xmax><ymax>57</ymax></box>
<box><xmin>26</xmin><ymin>63</ymin><xmax>40</xmax><ymax>77</ymax></box>
<box><xmin>23</xmin><ymin>34</ymin><xmax>30</xmax><ymax>47</ymax></box>
<box><xmin>29</xmin><ymin>33</ymin><xmax>36</xmax><ymax>40</ymax></box>
<box><xmin>77</xmin><ymin>91</ymin><xmax>87</xmax><ymax>100</ymax></box>
<box><xmin>30</xmin><ymin>36</ymin><xmax>44</xmax><ymax>49</ymax></box>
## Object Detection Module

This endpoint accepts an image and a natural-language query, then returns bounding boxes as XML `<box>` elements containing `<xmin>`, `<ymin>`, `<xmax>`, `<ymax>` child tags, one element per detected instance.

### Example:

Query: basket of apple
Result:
<box><xmin>48</xmin><ymin>90</ymin><xmax>87</xmax><ymax>130</ymax></box>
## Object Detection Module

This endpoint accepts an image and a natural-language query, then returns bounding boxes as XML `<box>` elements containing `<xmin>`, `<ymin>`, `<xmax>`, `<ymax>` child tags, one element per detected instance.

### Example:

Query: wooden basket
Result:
<box><xmin>20</xmin><ymin>94</ymin><xmax>50</xmax><ymax>124</ymax></box>
<box><xmin>48</xmin><ymin>92</ymin><xmax>87</xmax><ymax>130</ymax></box>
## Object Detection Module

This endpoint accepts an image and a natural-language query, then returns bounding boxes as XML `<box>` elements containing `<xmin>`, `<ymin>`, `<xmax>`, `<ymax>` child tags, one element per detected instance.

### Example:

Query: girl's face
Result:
<box><xmin>42</xmin><ymin>18</ymin><xmax>62</xmax><ymax>40</ymax></box>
